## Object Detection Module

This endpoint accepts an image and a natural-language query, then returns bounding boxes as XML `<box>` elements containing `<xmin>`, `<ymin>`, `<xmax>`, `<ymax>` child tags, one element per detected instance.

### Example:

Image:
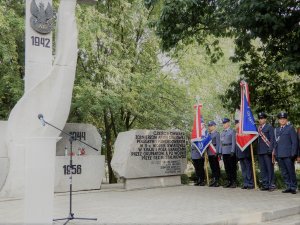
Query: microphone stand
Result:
<box><xmin>40</xmin><ymin>117</ymin><xmax>98</xmax><ymax>225</ymax></box>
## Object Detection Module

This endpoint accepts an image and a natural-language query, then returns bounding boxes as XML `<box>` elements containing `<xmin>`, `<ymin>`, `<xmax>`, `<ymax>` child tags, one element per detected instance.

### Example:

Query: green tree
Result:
<box><xmin>71</xmin><ymin>1</ymin><xmax>192</xmax><ymax>183</ymax></box>
<box><xmin>175</xmin><ymin>38</ymin><xmax>240</xmax><ymax>123</ymax></box>
<box><xmin>0</xmin><ymin>1</ymin><xmax>24</xmax><ymax>119</ymax></box>
<box><xmin>153</xmin><ymin>0</ymin><xmax>300</xmax><ymax>124</ymax></box>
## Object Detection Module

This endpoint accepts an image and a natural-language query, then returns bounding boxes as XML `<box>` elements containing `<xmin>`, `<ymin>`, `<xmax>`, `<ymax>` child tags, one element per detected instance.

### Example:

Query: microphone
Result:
<box><xmin>38</xmin><ymin>114</ymin><xmax>46</xmax><ymax>126</ymax></box>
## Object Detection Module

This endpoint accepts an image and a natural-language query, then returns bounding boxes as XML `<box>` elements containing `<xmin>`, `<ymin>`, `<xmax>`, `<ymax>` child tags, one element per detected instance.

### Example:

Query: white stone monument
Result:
<box><xmin>111</xmin><ymin>130</ymin><xmax>187</xmax><ymax>190</ymax></box>
<box><xmin>56</xmin><ymin>123</ymin><xmax>102</xmax><ymax>156</ymax></box>
<box><xmin>0</xmin><ymin>0</ymin><xmax>78</xmax><ymax>224</ymax></box>
<box><xmin>0</xmin><ymin>122</ymin><xmax>105</xmax><ymax>194</ymax></box>
<box><xmin>55</xmin><ymin>123</ymin><xmax>105</xmax><ymax>192</ymax></box>
<box><xmin>1</xmin><ymin>0</ymin><xmax>78</xmax><ymax>198</ymax></box>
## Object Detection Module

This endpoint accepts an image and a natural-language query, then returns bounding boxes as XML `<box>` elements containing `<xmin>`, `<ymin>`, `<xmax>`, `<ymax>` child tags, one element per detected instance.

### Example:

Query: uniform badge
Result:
<box><xmin>30</xmin><ymin>0</ymin><xmax>54</xmax><ymax>34</ymax></box>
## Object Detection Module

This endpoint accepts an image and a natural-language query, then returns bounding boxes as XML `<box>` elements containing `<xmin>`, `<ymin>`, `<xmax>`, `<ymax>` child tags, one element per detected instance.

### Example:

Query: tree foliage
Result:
<box><xmin>0</xmin><ymin>0</ymin><xmax>194</xmax><ymax>183</ymax></box>
<box><xmin>175</xmin><ymin>38</ymin><xmax>239</xmax><ymax>123</ymax></box>
<box><xmin>154</xmin><ymin>0</ymin><xmax>300</xmax><ymax>124</ymax></box>
<box><xmin>71</xmin><ymin>0</ymin><xmax>192</xmax><ymax>182</ymax></box>
<box><xmin>0</xmin><ymin>1</ymin><xmax>24</xmax><ymax>119</ymax></box>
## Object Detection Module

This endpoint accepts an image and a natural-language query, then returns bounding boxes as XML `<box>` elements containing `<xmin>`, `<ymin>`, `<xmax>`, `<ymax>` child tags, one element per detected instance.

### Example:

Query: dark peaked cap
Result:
<box><xmin>277</xmin><ymin>112</ymin><xmax>288</xmax><ymax>119</ymax></box>
<box><xmin>222</xmin><ymin>118</ymin><xmax>230</xmax><ymax>123</ymax></box>
<box><xmin>258</xmin><ymin>112</ymin><xmax>267</xmax><ymax>119</ymax></box>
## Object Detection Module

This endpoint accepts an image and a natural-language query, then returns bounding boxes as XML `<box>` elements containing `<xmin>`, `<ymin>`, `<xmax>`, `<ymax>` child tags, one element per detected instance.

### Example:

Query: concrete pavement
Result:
<box><xmin>0</xmin><ymin>184</ymin><xmax>299</xmax><ymax>225</ymax></box>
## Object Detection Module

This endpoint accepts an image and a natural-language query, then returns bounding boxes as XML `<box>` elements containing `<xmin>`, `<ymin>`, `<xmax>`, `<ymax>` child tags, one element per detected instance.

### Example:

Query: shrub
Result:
<box><xmin>187</xmin><ymin>162</ymin><xmax>300</xmax><ymax>189</ymax></box>
<box><xmin>181</xmin><ymin>174</ymin><xmax>190</xmax><ymax>185</ymax></box>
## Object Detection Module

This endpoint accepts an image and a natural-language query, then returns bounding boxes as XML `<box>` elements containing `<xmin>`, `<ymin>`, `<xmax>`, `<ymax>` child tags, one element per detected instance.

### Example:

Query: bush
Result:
<box><xmin>187</xmin><ymin>165</ymin><xmax>300</xmax><ymax>189</ymax></box>
<box><xmin>181</xmin><ymin>174</ymin><xmax>190</xmax><ymax>185</ymax></box>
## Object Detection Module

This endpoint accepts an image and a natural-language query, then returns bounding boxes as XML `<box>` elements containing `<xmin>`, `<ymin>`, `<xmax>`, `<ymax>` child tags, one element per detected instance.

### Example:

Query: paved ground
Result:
<box><xmin>0</xmin><ymin>184</ymin><xmax>299</xmax><ymax>225</ymax></box>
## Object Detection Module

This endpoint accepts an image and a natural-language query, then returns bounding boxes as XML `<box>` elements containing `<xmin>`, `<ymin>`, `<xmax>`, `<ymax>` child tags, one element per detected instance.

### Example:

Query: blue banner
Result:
<box><xmin>242</xmin><ymin>93</ymin><xmax>257</xmax><ymax>134</ymax></box>
<box><xmin>191</xmin><ymin>130</ymin><xmax>212</xmax><ymax>156</ymax></box>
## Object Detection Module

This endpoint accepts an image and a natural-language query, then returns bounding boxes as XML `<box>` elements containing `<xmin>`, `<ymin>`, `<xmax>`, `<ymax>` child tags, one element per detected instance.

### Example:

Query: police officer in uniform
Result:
<box><xmin>235</xmin><ymin>120</ymin><xmax>254</xmax><ymax>189</ymax></box>
<box><xmin>274</xmin><ymin>112</ymin><xmax>298</xmax><ymax>194</ymax></box>
<box><xmin>257</xmin><ymin>112</ymin><xmax>275</xmax><ymax>191</ymax></box>
<box><xmin>220</xmin><ymin>118</ymin><xmax>237</xmax><ymax>188</ymax></box>
<box><xmin>191</xmin><ymin>144</ymin><xmax>205</xmax><ymax>186</ymax></box>
<box><xmin>207</xmin><ymin>121</ymin><xmax>221</xmax><ymax>187</ymax></box>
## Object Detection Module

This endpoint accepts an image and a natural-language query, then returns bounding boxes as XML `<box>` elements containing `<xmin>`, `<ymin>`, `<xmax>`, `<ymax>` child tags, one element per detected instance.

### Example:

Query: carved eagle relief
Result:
<box><xmin>30</xmin><ymin>0</ymin><xmax>54</xmax><ymax>34</ymax></box>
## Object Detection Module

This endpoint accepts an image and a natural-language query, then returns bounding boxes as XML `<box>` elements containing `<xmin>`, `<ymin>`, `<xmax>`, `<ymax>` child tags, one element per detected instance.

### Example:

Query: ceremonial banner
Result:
<box><xmin>191</xmin><ymin>104</ymin><xmax>211</xmax><ymax>156</ymax></box>
<box><xmin>237</xmin><ymin>81</ymin><xmax>258</xmax><ymax>151</ymax></box>
<box><xmin>208</xmin><ymin>143</ymin><xmax>217</xmax><ymax>155</ymax></box>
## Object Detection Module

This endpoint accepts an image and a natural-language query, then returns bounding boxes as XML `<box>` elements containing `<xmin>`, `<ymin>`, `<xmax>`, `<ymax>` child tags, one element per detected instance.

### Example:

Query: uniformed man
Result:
<box><xmin>235</xmin><ymin>120</ymin><xmax>254</xmax><ymax>189</ymax></box>
<box><xmin>207</xmin><ymin>121</ymin><xmax>221</xmax><ymax>187</ymax></box>
<box><xmin>191</xmin><ymin>144</ymin><xmax>205</xmax><ymax>186</ymax></box>
<box><xmin>297</xmin><ymin>128</ymin><xmax>300</xmax><ymax>163</ymax></box>
<box><xmin>274</xmin><ymin>112</ymin><xmax>298</xmax><ymax>194</ymax></box>
<box><xmin>220</xmin><ymin>118</ymin><xmax>237</xmax><ymax>188</ymax></box>
<box><xmin>257</xmin><ymin>112</ymin><xmax>275</xmax><ymax>191</ymax></box>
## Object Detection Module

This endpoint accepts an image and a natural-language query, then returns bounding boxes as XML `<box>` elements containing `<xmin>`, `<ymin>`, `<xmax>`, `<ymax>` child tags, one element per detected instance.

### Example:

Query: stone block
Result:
<box><xmin>111</xmin><ymin>130</ymin><xmax>187</xmax><ymax>180</ymax></box>
<box><xmin>125</xmin><ymin>176</ymin><xmax>181</xmax><ymax>190</ymax></box>
<box><xmin>56</xmin><ymin>123</ymin><xmax>102</xmax><ymax>156</ymax></box>
<box><xmin>54</xmin><ymin>155</ymin><xmax>105</xmax><ymax>192</ymax></box>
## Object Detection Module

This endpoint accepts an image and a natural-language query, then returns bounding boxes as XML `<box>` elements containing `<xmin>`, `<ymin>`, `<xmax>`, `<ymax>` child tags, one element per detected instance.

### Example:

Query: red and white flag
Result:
<box><xmin>191</xmin><ymin>103</ymin><xmax>212</xmax><ymax>156</ymax></box>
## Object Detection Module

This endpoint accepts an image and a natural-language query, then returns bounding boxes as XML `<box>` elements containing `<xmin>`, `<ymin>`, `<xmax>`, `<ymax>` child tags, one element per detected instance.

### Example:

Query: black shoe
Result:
<box><xmin>230</xmin><ymin>182</ymin><xmax>237</xmax><ymax>188</ymax></box>
<box><xmin>282</xmin><ymin>189</ymin><xmax>291</xmax><ymax>193</ymax></box>
<box><xmin>290</xmin><ymin>189</ymin><xmax>297</xmax><ymax>194</ymax></box>
<box><xmin>268</xmin><ymin>187</ymin><xmax>275</xmax><ymax>192</ymax></box>
<box><xmin>223</xmin><ymin>182</ymin><xmax>231</xmax><ymax>188</ymax></box>
<box><xmin>209</xmin><ymin>180</ymin><xmax>216</xmax><ymax>187</ymax></box>
<box><xmin>199</xmin><ymin>181</ymin><xmax>205</xmax><ymax>186</ymax></box>
<box><xmin>213</xmin><ymin>181</ymin><xmax>220</xmax><ymax>187</ymax></box>
<box><xmin>194</xmin><ymin>179</ymin><xmax>201</xmax><ymax>186</ymax></box>
<box><xmin>260</xmin><ymin>187</ymin><xmax>269</xmax><ymax>191</ymax></box>
<box><xmin>241</xmin><ymin>186</ymin><xmax>247</xmax><ymax>189</ymax></box>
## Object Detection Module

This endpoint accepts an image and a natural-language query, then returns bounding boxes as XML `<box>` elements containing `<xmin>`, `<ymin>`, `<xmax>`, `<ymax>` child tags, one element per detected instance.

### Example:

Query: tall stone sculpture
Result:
<box><xmin>0</xmin><ymin>0</ymin><xmax>78</xmax><ymax>200</ymax></box>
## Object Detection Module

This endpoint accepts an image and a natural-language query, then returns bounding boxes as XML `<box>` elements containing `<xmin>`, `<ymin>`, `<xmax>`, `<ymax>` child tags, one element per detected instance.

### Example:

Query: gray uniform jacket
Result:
<box><xmin>208</xmin><ymin>131</ymin><xmax>220</xmax><ymax>156</ymax></box>
<box><xmin>191</xmin><ymin>144</ymin><xmax>202</xmax><ymax>159</ymax></box>
<box><xmin>274</xmin><ymin>125</ymin><xmax>298</xmax><ymax>158</ymax></box>
<box><xmin>220</xmin><ymin>128</ymin><xmax>236</xmax><ymax>155</ymax></box>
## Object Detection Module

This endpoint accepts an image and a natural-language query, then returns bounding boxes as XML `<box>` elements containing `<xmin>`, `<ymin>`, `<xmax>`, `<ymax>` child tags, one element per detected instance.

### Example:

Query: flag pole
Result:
<box><xmin>204</xmin><ymin>151</ymin><xmax>209</xmax><ymax>186</ymax></box>
<box><xmin>250</xmin><ymin>144</ymin><xmax>258</xmax><ymax>189</ymax></box>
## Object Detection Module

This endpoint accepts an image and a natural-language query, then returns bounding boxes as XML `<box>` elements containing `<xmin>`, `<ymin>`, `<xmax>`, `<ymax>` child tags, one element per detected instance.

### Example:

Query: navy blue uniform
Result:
<box><xmin>257</xmin><ymin>123</ymin><xmax>275</xmax><ymax>189</ymax></box>
<box><xmin>208</xmin><ymin>131</ymin><xmax>221</xmax><ymax>182</ymax></box>
<box><xmin>274</xmin><ymin>125</ymin><xmax>298</xmax><ymax>191</ymax></box>
<box><xmin>236</xmin><ymin>145</ymin><xmax>253</xmax><ymax>188</ymax></box>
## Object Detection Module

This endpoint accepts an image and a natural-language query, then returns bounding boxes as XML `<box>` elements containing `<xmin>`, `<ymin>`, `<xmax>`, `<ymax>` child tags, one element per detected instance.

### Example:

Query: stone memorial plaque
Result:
<box><xmin>56</xmin><ymin>123</ymin><xmax>102</xmax><ymax>156</ymax></box>
<box><xmin>55</xmin><ymin>155</ymin><xmax>105</xmax><ymax>192</ymax></box>
<box><xmin>111</xmin><ymin>130</ymin><xmax>187</xmax><ymax>179</ymax></box>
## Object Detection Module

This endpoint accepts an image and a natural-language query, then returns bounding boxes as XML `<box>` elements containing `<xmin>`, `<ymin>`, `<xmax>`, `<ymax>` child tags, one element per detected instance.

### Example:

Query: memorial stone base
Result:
<box><xmin>124</xmin><ymin>175</ymin><xmax>181</xmax><ymax>190</ymax></box>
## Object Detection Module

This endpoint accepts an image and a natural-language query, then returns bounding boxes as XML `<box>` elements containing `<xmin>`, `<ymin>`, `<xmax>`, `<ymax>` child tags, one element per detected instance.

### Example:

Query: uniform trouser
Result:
<box><xmin>277</xmin><ymin>157</ymin><xmax>297</xmax><ymax>190</ymax></box>
<box><xmin>192</xmin><ymin>158</ymin><xmax>205</xmax><ymax>182</ymax></box>
<box><xmin>258</xmin><ymin>154</ymin><xmax>275</xmax><ymax>188</ymax></box>
<box><xmin>239</xmin><ymin>157</ymin><xmax>254</xmax><ymax>187</ymax></box>
<box><xmin>223</xmin><ymin>154</ymin><xmax>237</xmax><ymax>183</ymax></box>
<box><xmin>208</xmin><ymin>155</ymin><xmax>220</xmax><ymax>180</ymax></box>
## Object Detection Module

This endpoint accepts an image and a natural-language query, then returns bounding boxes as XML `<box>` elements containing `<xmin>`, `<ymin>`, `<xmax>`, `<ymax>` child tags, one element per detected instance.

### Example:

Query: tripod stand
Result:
<box><xmin>38</xmin><ymin>114</ymin><xmax>98</xmax><ymax>225</ymax></box>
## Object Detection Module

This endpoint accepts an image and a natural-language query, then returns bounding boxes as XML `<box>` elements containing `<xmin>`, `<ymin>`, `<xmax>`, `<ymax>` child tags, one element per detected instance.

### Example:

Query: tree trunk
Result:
<box><xmin>104</xmin><ymin>109</ymin><xmax>117</xmax><ymax>183</ymax></box>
